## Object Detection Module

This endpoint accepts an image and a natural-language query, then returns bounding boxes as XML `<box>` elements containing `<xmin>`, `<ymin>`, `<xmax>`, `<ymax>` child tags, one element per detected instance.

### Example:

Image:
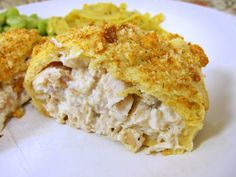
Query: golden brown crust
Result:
<box><xmin>24</xmin><ymin>24</ymin><xmax>209</xmax><ymax>152</ymax></box>
<box><xmin>0</xmin><ymin>28</ymin><xmax>43</xmax><ymax>84</ymax></box>
<box><xmin>12</xmin><ymin>107</ymin><xmax>25</xmax><ymax>118</ymax></box>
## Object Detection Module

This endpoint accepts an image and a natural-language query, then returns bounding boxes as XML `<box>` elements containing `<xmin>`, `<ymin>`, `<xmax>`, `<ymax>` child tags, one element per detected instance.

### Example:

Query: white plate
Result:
<box><xmin>1</xmin><ymin>0</ymin><xmax>236</xmax><ymax>177</ymax></box>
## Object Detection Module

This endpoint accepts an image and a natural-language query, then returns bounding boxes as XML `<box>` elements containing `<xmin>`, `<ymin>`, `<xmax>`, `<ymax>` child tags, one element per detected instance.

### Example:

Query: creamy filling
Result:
<box><xmin>33</xmin><ymin>63</ymin><xmax>184</xmax><ymax>153</ymax></box>
<box><xmin>0</xmin><ymin>73</ymin><xmax>29</xmax><ymax>130</ymax></box>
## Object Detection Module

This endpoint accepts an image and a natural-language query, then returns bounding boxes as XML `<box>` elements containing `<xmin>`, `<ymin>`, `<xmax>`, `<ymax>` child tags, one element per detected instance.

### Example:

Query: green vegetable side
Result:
<box><xmin>0</xmin><ymin>7</ymin><xmax>49</xmax><ymax>35</ymax></box>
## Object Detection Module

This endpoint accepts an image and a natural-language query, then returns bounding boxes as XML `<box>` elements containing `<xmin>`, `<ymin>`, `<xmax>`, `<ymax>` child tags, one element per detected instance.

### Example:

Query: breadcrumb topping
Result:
<box><xmin>0</xmin><ymin>28</ymin><xmax>43</xmax><ymax>84</ymax></box>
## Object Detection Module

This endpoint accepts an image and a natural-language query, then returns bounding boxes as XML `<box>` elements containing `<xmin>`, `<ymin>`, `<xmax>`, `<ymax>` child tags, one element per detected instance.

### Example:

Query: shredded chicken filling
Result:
<box><xmin>33</xmin><ymin>62</ymin><xmax>185</xmax><ymax>153</ymax></box>
<box><xmin>0</xmin><ymin>73</ymin><xmax>29</xmax><ymax>130</ymax></box>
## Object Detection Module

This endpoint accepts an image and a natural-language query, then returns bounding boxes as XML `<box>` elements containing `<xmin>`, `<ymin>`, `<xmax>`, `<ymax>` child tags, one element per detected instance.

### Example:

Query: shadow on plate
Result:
<box><xmin>194</xmin><ymin>69</ymin><xmax>233</xmax><ymax>149</ymax></box>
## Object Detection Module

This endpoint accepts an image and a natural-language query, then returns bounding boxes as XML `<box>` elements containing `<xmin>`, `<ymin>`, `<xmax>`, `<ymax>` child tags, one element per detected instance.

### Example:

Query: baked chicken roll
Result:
<box><xmin>0</xmin><ymin>29</ymin><xmax>42</xmax><ymax>131</ymax></box>
<box><xmin>24</xmin><ymin>24</ymin><xmax>209</xmax><ymax>154</ymax></box>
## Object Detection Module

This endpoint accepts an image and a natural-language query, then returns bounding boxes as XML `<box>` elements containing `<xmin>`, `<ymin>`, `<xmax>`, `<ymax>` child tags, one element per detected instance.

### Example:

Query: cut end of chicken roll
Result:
<box><xmin>24</xmin><ymin>24</ymin><xmax>209</xmax><ymax>154</ymax></box>
<box><xmin>0</xmin><ymin>73</ymin><xmax>30</xmax><ymax>131</ymax></box>
<box><xmin>32</xmin><ymin>63</ymin><xmax>185</xmax><ymax>153</ymax></box>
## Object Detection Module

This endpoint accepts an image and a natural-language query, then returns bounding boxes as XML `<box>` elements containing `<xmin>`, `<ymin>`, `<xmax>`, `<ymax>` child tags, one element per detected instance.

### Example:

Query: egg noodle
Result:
<box><xmin>47</xmin><ymin>3</ymin><xmax>165</xmax><ymax>35</ymax></box>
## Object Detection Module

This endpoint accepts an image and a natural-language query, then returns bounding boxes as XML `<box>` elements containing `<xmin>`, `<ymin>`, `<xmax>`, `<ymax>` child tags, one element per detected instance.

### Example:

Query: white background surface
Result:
<box><xmin>0</xmin><ymin>0</ymin><xmax>236</xmax><ymax>177</ymax></box>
